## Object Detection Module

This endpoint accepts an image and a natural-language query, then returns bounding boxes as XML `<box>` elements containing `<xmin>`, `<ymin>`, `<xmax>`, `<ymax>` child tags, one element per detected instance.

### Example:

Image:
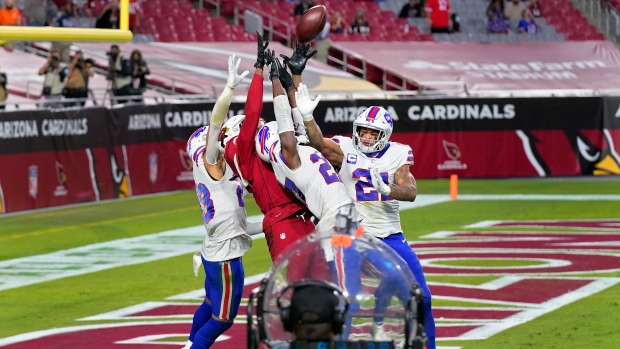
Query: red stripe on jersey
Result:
<box><xmin>220</xmin><ymin>262</ymin><xmax>232</xmax><ymax>320</ymax></box>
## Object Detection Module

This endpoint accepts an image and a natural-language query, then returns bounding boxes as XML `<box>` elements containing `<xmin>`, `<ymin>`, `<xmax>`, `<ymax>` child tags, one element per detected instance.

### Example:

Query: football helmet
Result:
<box><xmin>255</xmin><ymin>121</ymin><xmax>280</xmax><ymax>162</ymax></box>
<box><xmin>186</xmin><ymin>126</ymin><xmax>208</xmax><ymax>161</ymax></box>
<box><xmin>218</xmin><ymin>114</ymin><xmax>245</xmax><ymax>153</ymax></box>
<box><xmin>352</xmin><ymin>106</ymin><xmax>393</xmax><ymax>153</ymax></box>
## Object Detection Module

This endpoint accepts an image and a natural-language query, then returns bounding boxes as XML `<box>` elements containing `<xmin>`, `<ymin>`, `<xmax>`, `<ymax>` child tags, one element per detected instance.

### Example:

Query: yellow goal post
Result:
<box><xmin>0</xmin><ymin>0</ymin><xmax>132</xmax><ymax>43</ymax></box>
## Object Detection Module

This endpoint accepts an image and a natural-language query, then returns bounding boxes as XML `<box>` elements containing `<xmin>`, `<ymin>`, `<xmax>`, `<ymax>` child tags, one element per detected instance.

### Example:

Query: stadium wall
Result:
<box><xmin>0</xmin><ymin>97</ymin><xmax>619</xmax><ymax>213</ymax></box>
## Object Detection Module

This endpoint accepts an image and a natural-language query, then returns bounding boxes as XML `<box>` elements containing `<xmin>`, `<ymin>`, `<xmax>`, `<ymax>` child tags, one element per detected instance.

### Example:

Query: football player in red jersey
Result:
<box><xmin>222</xmin><ymin>33</ymin><xmax>317</xmax><ymax>262</ymax></box>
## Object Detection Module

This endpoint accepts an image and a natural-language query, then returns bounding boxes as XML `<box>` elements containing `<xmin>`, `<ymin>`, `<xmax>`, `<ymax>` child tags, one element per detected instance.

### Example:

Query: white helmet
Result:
<box><xmin>255</xmin><ymin>121</ymin><xmax>280</xmax><ymax>162</ymax></box>
<box><xmin>352</xmin><ymin>106</ymin><xmax>393</xmax><ymax>153</ymax></box>
<box><xmin>186</xmin><ymin>125</ymin><xmax>208</xmax><ymax>161</ymax></box>
<box><xmin>218</xmin><ymin>114</ymin><xmax>245</xmax><ymax>153</ymax></box>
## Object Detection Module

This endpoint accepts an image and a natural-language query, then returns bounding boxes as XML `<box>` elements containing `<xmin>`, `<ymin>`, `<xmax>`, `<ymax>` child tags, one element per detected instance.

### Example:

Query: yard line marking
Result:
<box><xmin>1</xmin><ymin>194</ymin><xmax>619</xmax><ymax>292</ymax></box>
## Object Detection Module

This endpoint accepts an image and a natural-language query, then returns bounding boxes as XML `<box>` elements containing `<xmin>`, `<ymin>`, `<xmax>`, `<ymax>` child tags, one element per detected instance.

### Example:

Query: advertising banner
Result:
<box><xmin>0</xmin><ymin>96</ymin><xmax>617</xmax><ymax>214</ymax></box>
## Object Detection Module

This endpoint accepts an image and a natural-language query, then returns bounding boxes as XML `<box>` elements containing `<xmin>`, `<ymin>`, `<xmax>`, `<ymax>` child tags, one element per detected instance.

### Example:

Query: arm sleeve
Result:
<box><xmin>205</xmin><ymin>86</ymin><xmax>234</xmax><ymax>165</ymax></box>
<box><xmin>235</xmin><ymin>73</ymin><xmax>264</xmax><ymax>175</ymax></box>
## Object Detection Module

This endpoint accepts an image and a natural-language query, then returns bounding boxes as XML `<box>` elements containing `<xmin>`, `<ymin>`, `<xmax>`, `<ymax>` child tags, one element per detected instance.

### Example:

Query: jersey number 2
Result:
<box><xmin>353</xmin><ymin>168</ymin><xmax>391</xmax><ymax>201</ymax></box>
<box><xmin>310</xmin><ymin>153</ymin><xmax>340</xmax><ymax>184</ymax></box>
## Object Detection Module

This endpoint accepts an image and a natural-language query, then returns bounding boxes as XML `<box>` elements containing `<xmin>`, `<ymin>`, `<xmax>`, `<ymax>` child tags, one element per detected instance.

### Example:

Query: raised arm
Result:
<box><xmin>204</xmin><ymin>54</ymin><xmax>249</xmax><ymax>180</ymax></box>
<box><xmin>296</xmin><ymin>83</ymin><xmax>344</xmax><ymax>167</ymax></box>
<box><xmin>267</xmin><ymin>51</ymin><xmax>300</xmax><ymax>169</ymax></box>
<box><xmin>234</xmin><ymin>33</ymin><xmax>269</xmax><ymax>173</ymax></box>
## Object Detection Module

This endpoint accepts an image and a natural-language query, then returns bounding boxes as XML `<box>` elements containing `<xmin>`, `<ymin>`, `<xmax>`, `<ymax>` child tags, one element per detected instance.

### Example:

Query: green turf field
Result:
<box><xmin>1</xmin><ymin>178</ymin><xmax>620</xmax><ymax>349</ymax></box>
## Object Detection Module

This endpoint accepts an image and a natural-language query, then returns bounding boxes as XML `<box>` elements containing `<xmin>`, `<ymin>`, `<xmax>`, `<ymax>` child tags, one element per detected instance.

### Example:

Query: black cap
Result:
<box><xmin>289</xmin><ymin>285</ymin><xmax>339</xmax><ymax>326</ymax></box>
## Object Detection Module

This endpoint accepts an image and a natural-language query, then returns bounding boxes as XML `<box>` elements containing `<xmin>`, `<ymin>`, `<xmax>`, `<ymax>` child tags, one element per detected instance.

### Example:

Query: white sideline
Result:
<box><xmin>0</xmin><ymin>194</ymin><xmax>619</xmax><ymax>292</ymax></box>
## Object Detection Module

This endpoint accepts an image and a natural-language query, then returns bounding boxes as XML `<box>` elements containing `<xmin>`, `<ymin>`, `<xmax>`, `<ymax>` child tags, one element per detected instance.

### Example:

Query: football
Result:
<box><xmin>295</xmin><ymin>5</ymin><xmax>328</xmax><ymax>43</ymax></box>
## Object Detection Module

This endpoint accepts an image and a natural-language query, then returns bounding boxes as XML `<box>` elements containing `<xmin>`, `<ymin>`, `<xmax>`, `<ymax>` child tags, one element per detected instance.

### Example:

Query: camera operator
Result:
<box><xmin>106</xmin><ymin>44</ymin><xmax>133</xmax><ymax>104</ymax></box>
<box><xmin>129</xmin><ymin>49</ymin><xmax>149</xmax><ymax>102</ymax></box>
<box><xmin>38</xmin><ymin>49</ymin><xmax>66</xmax><ymax>108</ymax></box>
<box><xmin>63</xmin><ymin>50</ymin><xmax>94</xmax><ymax>107</ymax></box>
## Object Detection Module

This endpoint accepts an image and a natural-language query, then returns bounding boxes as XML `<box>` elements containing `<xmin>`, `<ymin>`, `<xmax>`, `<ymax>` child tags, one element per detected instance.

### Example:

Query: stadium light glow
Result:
<box><xmin>0</xmin><ymin>0</ymin><xmax>132</xmax><ymax>42</ymax></box>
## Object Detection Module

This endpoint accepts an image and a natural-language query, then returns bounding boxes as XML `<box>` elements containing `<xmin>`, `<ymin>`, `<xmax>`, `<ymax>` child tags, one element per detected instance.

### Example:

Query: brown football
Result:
<box><xmin>296</xmin><ymin>5</ymin><xmax>327</xmax><ymax>43</ymax></box>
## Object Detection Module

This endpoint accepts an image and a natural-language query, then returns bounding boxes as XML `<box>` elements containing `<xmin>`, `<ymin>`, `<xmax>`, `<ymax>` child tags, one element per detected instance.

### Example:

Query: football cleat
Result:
<box><xmin>371</xmin><ymin>322</ymin><xmax>391</xmax><ymax>342</ymax></box>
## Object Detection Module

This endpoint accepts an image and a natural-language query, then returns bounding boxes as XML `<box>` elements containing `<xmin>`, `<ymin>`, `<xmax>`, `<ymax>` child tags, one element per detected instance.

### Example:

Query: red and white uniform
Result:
<box><xmin>224</xmin><ymin>73</ymin><xmax>314</xmax><ymax>261</ymax></box>
<box><xmin>425</xmin><ymin>0</ymin><xmax>451</xmax><ymax>29</ymax></box>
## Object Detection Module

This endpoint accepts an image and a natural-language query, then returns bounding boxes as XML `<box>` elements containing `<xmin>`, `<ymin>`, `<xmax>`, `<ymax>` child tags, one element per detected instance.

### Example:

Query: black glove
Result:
<box><xmin>265</xmin><ymin>50</ymin><xmax>279</xmax><ymax>81</ymax></box>
<box><xmin>277</xmin><ymin>59</ymin><xmax>294</xmax><ymax>92</ymax></box>
<box><xmin>254</xmin><ymin>31</ymin><xmax>269</xmax><ymax>69</ymax></box>
<box><xmin>280</xmin><ymin>39</ymin><xmax>317</xmax><ymax>75</ymax></box>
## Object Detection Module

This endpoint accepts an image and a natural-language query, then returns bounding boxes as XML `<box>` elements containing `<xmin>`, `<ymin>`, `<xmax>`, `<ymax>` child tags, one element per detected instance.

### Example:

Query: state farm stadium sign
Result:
<box><xmin>404</xmin><ymin>60</ymin><xmax>605</xmax><ymax>80</ymax></box>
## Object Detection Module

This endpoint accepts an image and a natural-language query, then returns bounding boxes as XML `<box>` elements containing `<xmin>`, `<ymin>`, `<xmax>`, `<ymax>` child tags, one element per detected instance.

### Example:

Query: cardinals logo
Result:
<box><xmin>438</xmin><ymin>140</ymin><xmax>467</xmax><ymax>171</ymax></box>
<box><xmin>443</xmin><ymin>140</ymin><xmax>461</xmax><ymax>161</ymax></box>
<box><xmin>53</xmin><ymin>162</ymin><xmax>68</xmax><ymax>197</ymax></box>
<box><xmin>176</xmin><ymin>149</ymin><xmax>194</xmax><ymax>182</ymax></box>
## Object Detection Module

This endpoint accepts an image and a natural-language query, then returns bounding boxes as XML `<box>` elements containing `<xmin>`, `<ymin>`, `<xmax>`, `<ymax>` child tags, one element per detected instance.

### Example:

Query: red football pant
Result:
<box><xmin>264</xmin><ymin>213</ymin><xmax>315</xmax><ymax>261</ymax></box>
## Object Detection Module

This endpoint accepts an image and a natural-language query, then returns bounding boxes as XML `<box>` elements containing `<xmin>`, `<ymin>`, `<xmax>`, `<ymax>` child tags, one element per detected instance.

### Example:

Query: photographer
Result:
<box><xmin>129</xmin><ymin>49</ymin><xmax>149</xmax><ymax>102</ymax></box>
<box><xmin>106</xmin><ymin>44</ymin><xmax>133</xmax><ymax>104</ymax></box>
<box><xmin>63</xmin><ymin>50</ymin><xmax>94</xmax><ymax>107</ymax></box>
<box><xmin>0</xmin><ymin>67</ymin><xmax>7</xmax><ymax>110</ymax></box>
<box><xmin>38</xmin><ymin>49</ymin><xmax>66</xmax><ymax>108</ymax></box>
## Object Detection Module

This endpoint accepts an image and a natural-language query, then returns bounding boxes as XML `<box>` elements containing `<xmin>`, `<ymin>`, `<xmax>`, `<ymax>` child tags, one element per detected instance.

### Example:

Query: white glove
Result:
<box><xmin>295</xmin><ymin>83</ymin><xmax>321</xmax><ymax>122</ymax></box>
<box><xmin>226</xmin><ymin>54</ymin><xmax>249</xmax><ymax>89</ymax></box>
<box><xmin>370</xmin><ymin>167</ymin><xmax>391</xmax><ymax>196</ymax></box>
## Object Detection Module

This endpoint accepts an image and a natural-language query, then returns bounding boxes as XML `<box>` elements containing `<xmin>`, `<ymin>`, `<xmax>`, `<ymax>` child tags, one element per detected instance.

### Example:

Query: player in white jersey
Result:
<box><xmin>255</xmin><ymin>55</ymin><xmax>353</xmax><ymax>234</ymax></box>
<box><xmin>182</xmin><ymin>55</ymin><xmax>258</xmax><ymax>349</ymax></box>
<box><xmin>297</xmin><ymin>83</ymin><xmax>436</xmax><ymax>349</ymax></box>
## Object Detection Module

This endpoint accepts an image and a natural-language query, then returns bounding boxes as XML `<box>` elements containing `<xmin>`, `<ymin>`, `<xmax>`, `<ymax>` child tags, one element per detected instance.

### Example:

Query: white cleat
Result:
<box><xmin>181</xmin><ymin>340</ymin><xmax>192</xmax><ymax>349</ymax></box>
<box><xmin>371</xmin><ymin>323</ymin><xmax>391</xmax><ymax>341</ymax></box>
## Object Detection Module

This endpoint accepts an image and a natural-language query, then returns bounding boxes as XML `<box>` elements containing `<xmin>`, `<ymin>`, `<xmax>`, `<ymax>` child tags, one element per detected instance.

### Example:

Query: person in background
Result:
<box><xmin>424</xmin><ymin>0</ymin><xmax>451</xmax><ymax>34</ymax></box>
<box><xmin>38</xmin><ymin>49</ymin><xmax>66</xmax><ymax>108</ymax></box>
<box><xmin>0</xmin><ymin>0</ymin><xmax>21</xmax><ymax>50</ymax></box>
<box><xmin>24</xmin><ymin>0</ymin><xmax>47</xmax><ymax>26</ymax></box>
<box><xmin>313</xmin><ymin>19</ymin><xmax>331</xmax><ymax>63</ymax></box>
<box><xmin>64</xmin><ymin>50</ymin><xmax>94</xmax><ymax>107</ymax></box>
<box><xmin>294</xmin><ymin>0</ymin><xmax>315</xmax><ymax>17</ymax></box>
<box><xmin>399</xmin><ymin>0</ymin><xmax>424</xmax><ymax>19</ymax></box>
<box><xmin>329</xmin><ymin>10</ymin><xmax>344</xmax><ymax>34</ymax></box>
<box><xmin>518</xmin><ymin>8</ymin><xmax>539</xmax><ymax>34</ymax></box>
<box><xmin>450</xmin><ymin>13</ymin><xmax>460</xmax><ymax>33</ymax></box>
<box><xmin>128</xmin><ymin>0</ymin><xmax>140</xmax><ymax>32</ymax></box>
<box><xmin>504</xmin><ymin>0</ymin><xmax>526</xmax><ymax>20</ymax></box>
<box><xmin>130</xmin><ymin>49</ymin><xmax>150</xmax><ymax>101</ymax></box>
<box><xmin>106</xmin><ymin>44</ymin><xmax>133</xmax><ymax>103</ymax></box>
<box><xmin>55</xmin><ymin>3</ymin><xmax>76</xmax><ymax>28</ymax></box>
<box><xmin>96</xmin><ymin>0</ymin><xmax>119</xmax><ymax>29</ymax></box>
<box><xmin>529</xmin><ymin>0</ymin><xmax>542</xmax><ymax>18</ymax></box>
<box><xmin>0</xmin><ymin>67</ymin><xmax>7</xmax><ymax>110</ymax></box>
<box><xmin>348</xmin><ymin>8</ymin><xmax>370</xmax><ymax>35</ymax></box>
<box><xmin>486</xmin><ymin>0</ymin><xmax>509</xmax><ymax>34</ymax></box>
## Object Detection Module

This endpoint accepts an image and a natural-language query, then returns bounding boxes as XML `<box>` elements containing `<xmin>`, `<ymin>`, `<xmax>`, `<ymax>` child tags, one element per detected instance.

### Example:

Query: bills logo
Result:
<box><xmin>28</xmin><ymin>165</ymin><xmax>38</xmax><ymax>198</ymax></box>
<box><xmin>257</xmin><ymin>125</ymin><xmax>271</xmax><ymax>157</ymax></box>
<box><xmin>149</xmin><ymin>153</ymin><xmax>158</xmax><ymax>184</ymax></box>
<box><xmin>347</xmin><ymin>153</ymin><xmax>358</xmax><ymax>164</ymax></box>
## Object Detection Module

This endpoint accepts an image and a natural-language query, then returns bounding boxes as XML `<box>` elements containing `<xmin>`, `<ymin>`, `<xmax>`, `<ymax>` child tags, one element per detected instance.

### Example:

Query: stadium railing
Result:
<box><xmin>571</xmin><ymin>0</ymin><xmax>619</xmax><ymax>44</ymax></box>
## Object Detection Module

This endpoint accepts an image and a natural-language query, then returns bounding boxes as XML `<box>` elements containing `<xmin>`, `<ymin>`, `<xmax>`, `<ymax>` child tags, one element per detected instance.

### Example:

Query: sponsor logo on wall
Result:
<box><xmin>149</xmin><ymin>153</ymin><xmax>158</xmax><ymax>184</ymax></box>
<box><xmin>438</xmin><ymin>140</ymin><xmax>467</xmax><ymax>171</ymax></box>
<box><xmin>53</xmin><ymin>162</ymin><xmax>68</xmax><ymax>197</ymax></box>
<box><xmin>28</xmin><ymin>165</ymin><xmax>38</xmax><ymax>199</ymax></box>
<box><xmin>176</xmin><ymin>150</ymin><xmax>194</xmax><ymax>182</ymax></box>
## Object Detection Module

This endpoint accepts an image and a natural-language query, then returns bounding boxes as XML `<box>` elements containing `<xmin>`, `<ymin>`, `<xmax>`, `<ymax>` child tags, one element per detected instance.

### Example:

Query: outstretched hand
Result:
<box><xmin>294</xmin><ymin>83</ymin><xmax>321</xmax><ymax>121</ymax></box>
<box><xmin>280</xmin><ymin>40</ymin><xmax>317</xmax><ymax>76</ymax></box>
<box><xmin>370</xmin><ymin>167</ymin><xmax>391</xmax><ymax>196</ymax></box>
<box><xmin>254</xmin><ymin>31</ymin><xmax>269</xmax><ymax>69</ymax></box>
<box><xmin>226</xmin><ymin>54</ymin><xmax>249</xmax><ymax>89</ymax></box>
<box><xmin>265</xmin><ymin>50</ymin><xmax>280</xmax><ymax>81</ymax></box>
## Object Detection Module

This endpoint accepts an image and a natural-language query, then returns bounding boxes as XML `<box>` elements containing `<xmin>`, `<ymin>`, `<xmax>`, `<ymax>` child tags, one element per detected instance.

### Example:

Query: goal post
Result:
<box><xmin>0</xmin><ymin>0</ymin><xmax>132</xmax><ymax>43</ymax></box>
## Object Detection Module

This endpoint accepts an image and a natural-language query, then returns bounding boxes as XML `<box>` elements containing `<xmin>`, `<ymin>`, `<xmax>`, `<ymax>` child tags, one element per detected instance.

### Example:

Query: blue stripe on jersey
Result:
<box><xmin>368</xmin><ymin>143</ymin><xmax>391</xmax><ymax>158</ymax></box>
